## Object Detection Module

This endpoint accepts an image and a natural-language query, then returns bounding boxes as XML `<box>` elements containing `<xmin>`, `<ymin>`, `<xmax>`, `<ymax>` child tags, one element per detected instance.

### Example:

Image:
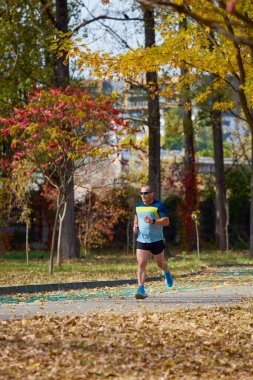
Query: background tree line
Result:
<box><xmin>0</xmin><ymin>0</ymin><xmax>252</xmax><ymax>262</ymax></box>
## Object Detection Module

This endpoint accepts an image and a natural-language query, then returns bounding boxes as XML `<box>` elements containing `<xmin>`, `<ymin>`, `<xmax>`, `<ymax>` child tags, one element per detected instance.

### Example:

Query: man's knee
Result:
<box><xmin>156</xmin><ymin>261</ymin><xmax>165</xmax><ymax>270</ymax></box>
<box><xmin>138</xmin><ymin>261</ymin><xmax>147</xmax><ymax>270</ymax></box>
<box><xmin>154</xmin><ymin>252</ymin><xmax>165</xmax><ymax>268</ymax></box>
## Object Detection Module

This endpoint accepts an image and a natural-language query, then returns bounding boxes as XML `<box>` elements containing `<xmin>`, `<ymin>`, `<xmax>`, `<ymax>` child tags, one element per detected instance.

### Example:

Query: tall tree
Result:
<box><xmin>54</xmin><ymin>0</ymin><xmax>79</xmax><ymax>259</ymax></box>
<box><xmin>179</xmin><ymin>19</ymin><xmax>198</xmax><ymax>248</ymax></box>
<box><xmin>180</xmin><ymin>70</ymin><xmax>198</xmax><ymax>248</ymax></box>
<box><xmin>143</xmin><ymin>7</ymin><xmax>161</xmax><ymax>198</ymax></box>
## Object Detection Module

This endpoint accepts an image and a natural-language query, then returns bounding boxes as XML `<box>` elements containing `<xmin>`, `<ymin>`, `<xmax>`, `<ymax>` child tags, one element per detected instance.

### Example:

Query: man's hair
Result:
<box><xmin>141</xmin><ymin>184</ymin><xmax>154</xmax><ymax>192</ymax></box>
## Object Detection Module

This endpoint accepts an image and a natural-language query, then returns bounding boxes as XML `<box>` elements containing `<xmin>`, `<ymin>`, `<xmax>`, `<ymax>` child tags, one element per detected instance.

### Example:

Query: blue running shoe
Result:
<box><xmin>164</xmin><ymin>271</ymin><xmax>173</xmax><ymax>287</ymax></box>
<box><xmin>135</xmin><ymin>286</ymin><xmax>148</xmax><ymax>299</ymax></box>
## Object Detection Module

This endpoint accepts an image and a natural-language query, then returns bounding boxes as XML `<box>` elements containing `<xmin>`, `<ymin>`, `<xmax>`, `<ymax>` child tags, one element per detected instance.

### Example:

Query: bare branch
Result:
<box><xmin>228</xmin><ymin>108</ymin><xmax>247</xmax><ymax>123</ymax></box>
<box><xmin>97</xmin><ymin>20</ymin><xmax>135</xmax><ymax>51</ymax></box>
<box><xmin>73</xmin><ymin>15</ymin><xmax>143</xmax><ymax>34</ymax></box>
<box><xmin>125</xmin><ymin>116</ymin><xmax>148</xmax><ymax>125</ymax></box>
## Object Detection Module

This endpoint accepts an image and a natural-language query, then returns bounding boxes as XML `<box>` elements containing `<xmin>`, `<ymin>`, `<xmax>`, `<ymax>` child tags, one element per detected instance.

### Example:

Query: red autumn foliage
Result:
<box><xmin>0</xmin><ymin>86</ymin><xmax>139</xmax><ymax>178</ymax></box>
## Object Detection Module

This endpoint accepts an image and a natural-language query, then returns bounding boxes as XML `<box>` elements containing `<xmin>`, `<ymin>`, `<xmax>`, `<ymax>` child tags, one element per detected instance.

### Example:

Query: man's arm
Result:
<box><xmin>154</xmin><ymin>217</ymin><xmax>169</xmax><ymax>226</ymax></box>
<box><xmin>133</xmin><ymin>215</ymin><xmax>139</xmax><ymax>233</ymax></box>
<box><xmin>143</xmin><ymin>216</ymin><xmax>170</xmax><ymax>226</ymax></box>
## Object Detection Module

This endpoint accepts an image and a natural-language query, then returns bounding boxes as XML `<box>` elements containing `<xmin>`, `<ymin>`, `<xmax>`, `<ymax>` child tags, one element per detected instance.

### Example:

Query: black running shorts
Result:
<box><xmin>136</xmin><ymin>240</ymin><xmax>165</xmax><ymax>255</ymax></box>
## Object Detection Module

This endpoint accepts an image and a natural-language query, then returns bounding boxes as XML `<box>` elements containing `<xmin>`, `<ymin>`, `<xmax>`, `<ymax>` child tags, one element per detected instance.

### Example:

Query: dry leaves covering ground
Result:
<box><xmin>0</xmin><ymin>303</ymin><xmax>253</xmax><ymax>380</ymax></box>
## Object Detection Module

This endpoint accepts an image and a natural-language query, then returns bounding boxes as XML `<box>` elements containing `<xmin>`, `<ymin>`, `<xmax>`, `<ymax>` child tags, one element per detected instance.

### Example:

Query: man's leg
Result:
<box><xmin>135</xmin><ymin>249</ymin><xmax>150</xmax><ymax>299</ymax></box>
<box><xmin>153</xmin><ymin>251</ymin><xmax>169</xmax><ymax>272</ymax></box>
<box><xmin>154</xmin><ymin>251</ymin><xmax>173</xmax><ymax>287</ymax></box>
<box><xmin>136</xmin><ymin>249</ymin><xmax>150</xmax><ymax>286</ymax></box>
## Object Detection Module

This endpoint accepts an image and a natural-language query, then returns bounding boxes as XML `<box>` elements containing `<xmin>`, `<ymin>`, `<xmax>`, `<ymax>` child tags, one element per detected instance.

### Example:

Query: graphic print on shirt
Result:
<box><xmin>135</xmin><ymin>200</ymin><xmax>168</xmax><ymax>243</ymax></box>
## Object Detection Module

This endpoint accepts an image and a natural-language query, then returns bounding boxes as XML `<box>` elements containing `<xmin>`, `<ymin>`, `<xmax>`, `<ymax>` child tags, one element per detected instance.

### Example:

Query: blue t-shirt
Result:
<box><xmin>135</xmin><ymin>199</ymin><xmax>169</xmax><ymax>243</ymax></box>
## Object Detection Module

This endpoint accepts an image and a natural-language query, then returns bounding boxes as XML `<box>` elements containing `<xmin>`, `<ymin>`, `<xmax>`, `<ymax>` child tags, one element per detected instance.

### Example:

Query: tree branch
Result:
<box><xmin>138</xmin><ymin>0</ymin><xmax>253</xmax><ymax>48</ymax></box>
<box><xmin>228</xmin><ymin>108</ymin><xmax>247</xmax><ymax>123</ymax></box>
<box><xmin>217</xmin><ymin>0</ymin><xmax>253</xmax><ymax>27</ymax></box>
<box><xmin>73</xmin><ymin>15</ymin><xmax>143</xmax><ymax>34</ymax></box>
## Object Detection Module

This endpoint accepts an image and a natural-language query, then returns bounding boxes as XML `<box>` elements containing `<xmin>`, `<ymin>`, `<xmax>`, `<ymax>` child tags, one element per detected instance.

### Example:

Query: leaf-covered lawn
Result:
<box><xmin>1</xmin><ymin>250</ymin><xmax>253</xmax><ymax>286</ymax></box>
<box><xmin>1</xmin><ymin>270</ymin><xmax>253</xmax><ymax>305</ymax></box>
<box><xmin>1</xmin><ymin>304</ymin><xmax>253</xmax><ymax>379</ymax></box>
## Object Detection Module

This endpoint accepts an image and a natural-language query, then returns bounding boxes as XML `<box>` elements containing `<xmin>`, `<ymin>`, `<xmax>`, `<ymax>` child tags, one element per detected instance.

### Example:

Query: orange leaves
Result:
<box><xmin>1</xmin><ymin>304</ymin><xmax>253</xmax><ymax>378</ymax></box>
<box><xmin>76</xmin><ymin>187</ymin><xmax>136</xmax><ymax>250</ymax></box>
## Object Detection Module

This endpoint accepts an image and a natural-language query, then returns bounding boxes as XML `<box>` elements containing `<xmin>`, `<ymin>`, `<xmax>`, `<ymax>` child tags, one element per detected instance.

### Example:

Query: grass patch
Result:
<box><xmin>0</xmin><ymin>249</ymin><xmax>253</xmax><ymax>286</ymax></box>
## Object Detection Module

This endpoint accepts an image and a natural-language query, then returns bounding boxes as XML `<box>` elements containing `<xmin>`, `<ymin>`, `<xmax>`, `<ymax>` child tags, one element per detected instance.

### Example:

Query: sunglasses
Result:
<box><xmin>140</xmin><ymin>191</ymin><xmax>152</xmax><ymax>195</ymax></box>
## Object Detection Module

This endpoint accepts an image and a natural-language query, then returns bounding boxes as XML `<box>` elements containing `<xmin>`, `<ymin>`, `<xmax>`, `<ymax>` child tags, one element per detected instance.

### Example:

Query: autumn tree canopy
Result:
<box><xmin>0</xmin><ymin>85</ymin><xmax>140</xmax><ymax>270</ymax></box>
<box><xmin>1</xmin><ymin>86</ymin><xmax>137</xmax><ymax>179</ymax></box>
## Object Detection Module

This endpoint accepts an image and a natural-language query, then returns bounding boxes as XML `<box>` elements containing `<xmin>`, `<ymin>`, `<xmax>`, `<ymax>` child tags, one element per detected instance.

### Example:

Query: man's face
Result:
<box><xmin>140</xmin><ymin>186</ymin><xmax>154</xmax><ymax>204</ymax></box>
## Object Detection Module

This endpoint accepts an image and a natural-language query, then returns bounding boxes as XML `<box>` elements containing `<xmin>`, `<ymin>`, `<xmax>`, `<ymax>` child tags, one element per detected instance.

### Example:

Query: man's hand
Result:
<box><xmin>144</xmin><ymin>216</ymin><xmax>153</xmax><ymax>224</ymax></box>
<box><xmin>133</xmin><ymin>225</ymin><xmax>139</xmax><ymax>233</ymax></box>
<box><xmin>144</xmin><ymin>216</ymin><xmax>169</xmax><ymax>226</ymax></box>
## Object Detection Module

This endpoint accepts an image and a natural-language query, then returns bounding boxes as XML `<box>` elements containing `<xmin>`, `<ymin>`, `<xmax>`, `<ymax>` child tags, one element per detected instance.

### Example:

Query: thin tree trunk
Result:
<box><xmin>144</xmin><ymin>7</ymin><xmax>161</xmax><ymax>199</ymax></box>
<box><xmin>49</xmin><ymin>202</ymin><xmax>60</xmax><ymax>275</ymax></box>
<box><xmin>57</xmin><ymin>201</ymin><xmax>67</xmax><ymax>266</ymax></box>
<box><xmin>182</xmin><ymin>94</ymin><xmax>196</xmax><ymax>182</ymax></box>
<box><xmin>194</xmin><ymin>220</ymin><xmax>200</xmax><ymax>259</ymax></box>
<box><xmin>127</xmin><ymin>214</ymin><xmax>130</xmax><ymax>255</ymax></box>
<box><xmin>26</xmin><ymin>221</ymin><xmax>29</xmax><ymax>264</ymax></box>
<box><xmin>211</xmin><ymin>107</ymin><xmax>229</xmax><ymax>251</ymax></box>
<box><xmin>181</xmin><ymin>91</ymin><xmax>198</xmax><ymax>249</ymax></box>
<box><xmin>83</xmin><ymin>190</ymin><xmax>92</xmax><ymax>256</ymax></box>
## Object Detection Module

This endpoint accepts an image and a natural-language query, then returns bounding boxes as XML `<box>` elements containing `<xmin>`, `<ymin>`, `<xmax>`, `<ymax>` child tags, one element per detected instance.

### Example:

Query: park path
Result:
<box><xmin>0</xmin><ymin>283</ymin><xmax>253</xmax><ymax>320</ymax></box>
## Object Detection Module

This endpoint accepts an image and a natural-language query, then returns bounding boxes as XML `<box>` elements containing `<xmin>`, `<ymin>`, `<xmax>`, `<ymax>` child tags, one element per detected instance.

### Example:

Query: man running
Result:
<box><xmin>133</xmin><ymin>184</ymin><xmax>173</xmax><ymax>299</ymax></box>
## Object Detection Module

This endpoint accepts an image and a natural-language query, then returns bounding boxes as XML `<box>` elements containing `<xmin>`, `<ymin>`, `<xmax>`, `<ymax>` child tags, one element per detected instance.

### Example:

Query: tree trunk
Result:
<box><xmin>57</xmin><ymin>201</ymin><xmax>67</xmax><ymax>266</ymax></box>
<box><xmin>250</xmin><ymin>130</ymin><xmax>253</xmax><ymax>256</ymax></box>
<box><xmin>144</xmin><ymin>7</ymin><xmax>161</xmax><ymax>199</ymax></box>
<box><xmin>182</xmin><ymin>96</ymin><xmax>196</xmax><ymax>183</ymax></box>
<box><xmin>83</xmin><ymin>190</ymin><xmax>92</xmax><ymax>256</ymax></box>
<box><xmin>181</xmin><ymin>91</ymin><xmax>198</xmax><ymax>249</ymax></box>
<box><xmin>26</xmin><ymin>221</ymin><xmax>29</xmax><ymax>264</ymax></box>
<box><xmin>60</xmin><ymin>177</ymin><xmax>79</xmax><ymax>259</ymax></box>
<box><xmin>179</xmin><ymin>19</ymin><xmax>198</xmax><ymax>250</ymax></box>
<box><xmin>54</xmin><ymin>0</ymin><xmax>69</xmax><ymax>88</ymax></box>
<box><xmin>49</xmin><ymin>197</ymin><xmax>60</xmax><ymax>275</ymax></box>
<box><xmin>126</xmin><ymin>213</ymin><xmax>131</xmax><ymax>255</ymax></box>
<box><xmin>54</xmin><ymin>0</ymin><xmax>80</xmax><ymax>259</ymax></box>
<box><xmin>211</xmin><ymin>107</ymin><xmax>229</xmax><ymax>251</ymax></box>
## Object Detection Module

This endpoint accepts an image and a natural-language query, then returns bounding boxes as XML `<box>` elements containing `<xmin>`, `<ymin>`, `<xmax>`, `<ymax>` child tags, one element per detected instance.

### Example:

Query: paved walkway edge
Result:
<box><xmin>0</xmin><ymin>271</ymin><xmax>203</xmax><ymax>295</ymax></box>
